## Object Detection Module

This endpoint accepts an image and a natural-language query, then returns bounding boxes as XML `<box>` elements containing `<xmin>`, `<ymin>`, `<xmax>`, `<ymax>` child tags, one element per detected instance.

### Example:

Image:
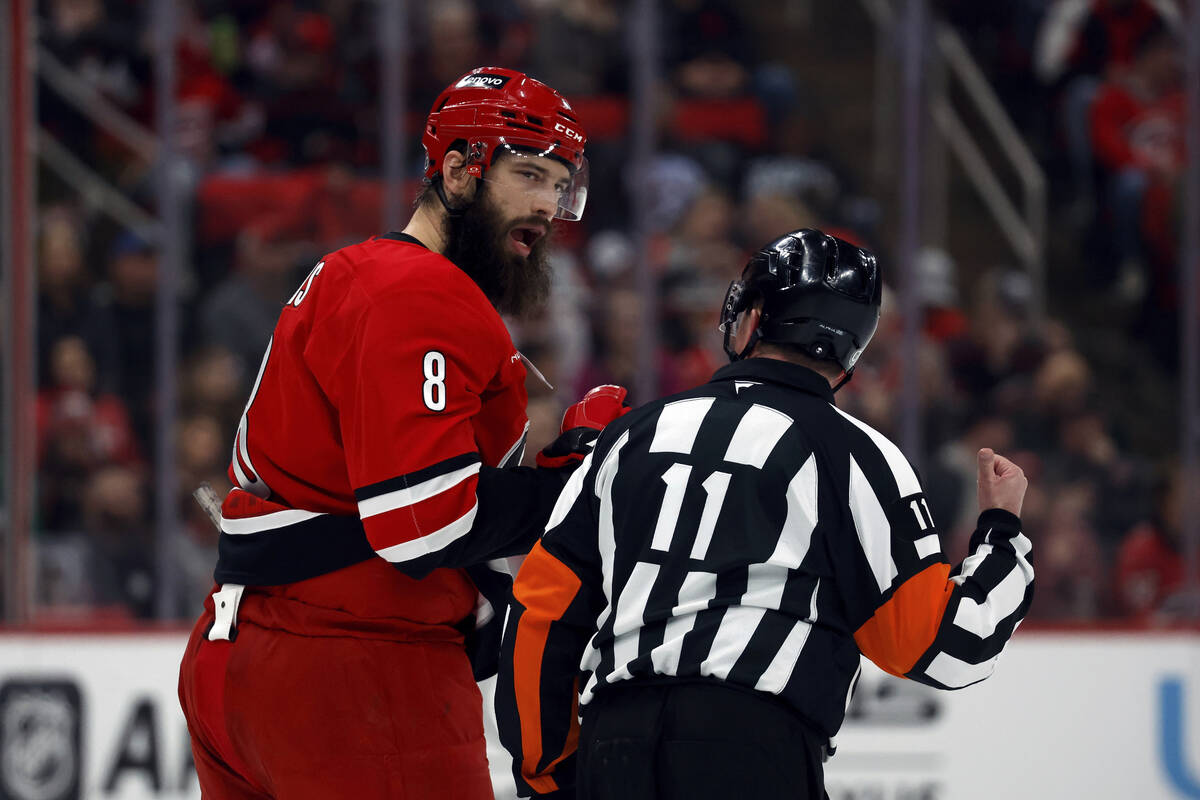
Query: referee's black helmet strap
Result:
<box><xmin>721</xmin><ymin>228</ymin><xmax>882</xmax><ymax>375</ymax></box>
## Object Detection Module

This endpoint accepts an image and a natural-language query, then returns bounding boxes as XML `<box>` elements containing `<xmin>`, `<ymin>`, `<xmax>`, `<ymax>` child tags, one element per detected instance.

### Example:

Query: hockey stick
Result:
<box><xmin>192</xmin><ymin>483</ymin><xmax>223</xmax><ymax>530</ymax></box>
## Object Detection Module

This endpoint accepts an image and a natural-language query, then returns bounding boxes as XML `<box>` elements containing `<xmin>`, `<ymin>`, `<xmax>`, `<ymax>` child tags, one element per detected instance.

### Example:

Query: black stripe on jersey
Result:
<box><xmin>840</xmin><ymin>422</ymin><xmax>907</xmax><ymax>504</ymax></box>
<box><xmin>214</xmin><ymin>513</ymin><xmax>374</xmax><ymax>585</ymax></box>
<box><xmin>725</xmin><ymin>610</ymin><xmax>800</xmax><ymax>687</ymax></box>
<box><xmin>777</xmin><ymin>570</ymin><xmax>819</xmax><ymax>625</ymax></box>
<box><xmin>675</xmin><ymin>605</ymin><xmax>729</xmax><ymax>678</ymax></box>
<box><xmin>920</xmin><ymin>587</ymin><xmax>1031</xmax><ymax>672</ymax></box>
<box><xmin>353</xmin><ymin>452</ymin><xmax>482</xmax><ymax>502</ymax></box>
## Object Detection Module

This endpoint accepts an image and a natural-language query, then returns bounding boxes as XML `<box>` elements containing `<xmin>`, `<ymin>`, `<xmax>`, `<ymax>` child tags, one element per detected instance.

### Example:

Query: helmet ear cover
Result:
<box><xmin>720</xmin><ymin>278</ymin><xmax>765</xmax><ymax>362</ymax></box>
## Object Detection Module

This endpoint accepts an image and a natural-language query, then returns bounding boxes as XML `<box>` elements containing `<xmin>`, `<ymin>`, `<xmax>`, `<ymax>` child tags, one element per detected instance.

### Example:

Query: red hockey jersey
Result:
<box><xmin>213</xmin><ymin>232</ymin><xmax>532</xmax><ymax>634</ymax></box>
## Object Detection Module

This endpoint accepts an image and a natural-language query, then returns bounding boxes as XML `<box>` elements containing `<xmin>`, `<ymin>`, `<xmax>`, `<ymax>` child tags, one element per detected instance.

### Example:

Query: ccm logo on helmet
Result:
<box><xmin>456</xmin><ymin>74</ymin><xmax>511</xmax><ymax>89</ymax></box>
<box><xmin>554</xmin><ymin>122</ymin><xmax>584</xmax><ymax>143</ymax></box>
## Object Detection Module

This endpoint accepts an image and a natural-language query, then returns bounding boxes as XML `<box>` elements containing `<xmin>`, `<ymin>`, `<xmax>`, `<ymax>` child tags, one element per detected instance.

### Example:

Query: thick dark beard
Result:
<box><xmin>441</xmin><ymin>183</ymin><xmax>553</xmax><ymax>318</ymax></box>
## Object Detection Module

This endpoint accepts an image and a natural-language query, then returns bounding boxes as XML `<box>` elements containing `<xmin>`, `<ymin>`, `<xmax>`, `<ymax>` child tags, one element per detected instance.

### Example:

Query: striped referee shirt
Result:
<box><xmin>496</xmin><ymin>357</ymin><xmax>1035</xmax><ymax>797</ymax></box>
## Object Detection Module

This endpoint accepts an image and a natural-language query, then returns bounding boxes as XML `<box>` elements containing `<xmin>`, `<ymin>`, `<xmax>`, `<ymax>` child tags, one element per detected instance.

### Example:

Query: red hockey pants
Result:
<box><xmin>178</xmin><ymin>606</ymin><xmax>495</xmax><ymax>799</ymax></box>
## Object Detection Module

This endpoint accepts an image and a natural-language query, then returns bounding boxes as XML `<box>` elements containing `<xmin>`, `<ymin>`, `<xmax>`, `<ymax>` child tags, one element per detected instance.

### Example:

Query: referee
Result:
<box><xmin>496</xmin><ymin>229</ymin><xmax>1034</xmax><ymax>800</ymax></box>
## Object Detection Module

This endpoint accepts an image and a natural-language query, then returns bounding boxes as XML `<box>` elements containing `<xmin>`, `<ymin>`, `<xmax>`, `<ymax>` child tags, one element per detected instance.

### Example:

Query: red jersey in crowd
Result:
<box><xmin>1090</xmin><ymin>82</ymin><xmax>1184</xmax><ymax>172</ymax></box>
<box><xmin>1115</xmin><ymin>521</ymin><xmax>1183</xmax><ymax>620</ymax></box>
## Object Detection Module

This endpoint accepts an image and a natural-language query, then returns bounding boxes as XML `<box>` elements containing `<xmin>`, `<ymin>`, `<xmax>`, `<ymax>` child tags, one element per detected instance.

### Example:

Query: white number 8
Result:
<box><xmin>423</xmin><ymin>351</ymin><xmax>446</xmax><ymax>411</ymax></box>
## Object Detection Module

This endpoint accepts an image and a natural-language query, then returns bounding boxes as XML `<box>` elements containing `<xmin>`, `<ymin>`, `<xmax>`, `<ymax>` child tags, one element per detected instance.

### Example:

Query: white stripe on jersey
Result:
<box><xmin>607</xmin><ymin>561</ymin><xmax>660</xmax><ymax>683</ymax></box>
<box><xmin>649</xmin><ymin>612</ymin><xmax>700</xmax><ymax>677</ymax></box>
<box><xmin>768</xmin><ymin>454</ymin><xmax>818</xmax><ymax>569</ymax></box>
<box><xmin>953</xmin><ymin>562</ymin><xmax>1030</xmax><ymax>638</ymax></box>
<box><xmin>702</xmin><ymin>606</ymin><xmax>767</xmax><ymax>680</ymax></box>
<box><xmin>754</xmin><ymin>618</ymin><xmax>813</xmax><ymax>694</ymax></box>
<box><xmin>849</xmin><ymin>456</ymin><xmax>900</xmax><ymax>593</ymax></box>
<box><xmin>952</xmin><ymin>541</ymin><xmax>992</xmax><ymax>586</ymax></box>
<box><xmin>914</xmin><ymin>533</ymin><xmax>941</xmax><ymax>559</ymax></box>
<box><xmin>724</xmin><ymin>404</ymin><xmax>793</xmax><ymax>468</ymax></box>
<box><xmin>357</xmin><ymin>462</ymin><xmax>481</xmax><ymax>519</ymax></box>
<box><xmin>924</xmin><ymin>650</ymin><xmax>999</xmax><ymax>688</ymax></box>
<box><xmin>596</xmin><ymin>429</ymin><xmax>632</xmax><ymax>601</ymax></box>
<box><xmin>544</xmin><ymin>451</ymin><xmax>594</xmax><ymax>532</ymax></box>
<box><xmin>742</xmin><ymin>563</ymin><xmax>789</xmax><ymax>611</ymax></box>
<box><xmin>833</xmin><ymin>405</ymin><xmax>922</xmax><ymax>497</ymax></box>
<box><xmin>220</xmin><ymin>508</ymin><xmax>326</xmax><ymax>534</ymax></box>
<box><xmin>373</xmin><ymin>503</ymin><xmax>478</xmax><ymax>562</ymax></box>
<box><xmin>649</xmin><ymin>397</ymin><xmax>715</xmax><ymax>455</ymax></box>
<box><xmin>232</xmin><ymin>337</ymin><xmax>273</xmax><ymax>499</ymax></box>
<box><xmin>499</xmin><ymin>419</ymin><xmax>532</xmax><ymax>468</ymax></box>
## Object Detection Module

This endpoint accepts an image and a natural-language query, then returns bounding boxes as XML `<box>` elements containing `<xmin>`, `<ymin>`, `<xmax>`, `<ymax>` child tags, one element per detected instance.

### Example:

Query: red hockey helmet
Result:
<box><xmin>422</xmin><ymin>67</ymin><xmax>589</xmax><ymax>220</ymax></box>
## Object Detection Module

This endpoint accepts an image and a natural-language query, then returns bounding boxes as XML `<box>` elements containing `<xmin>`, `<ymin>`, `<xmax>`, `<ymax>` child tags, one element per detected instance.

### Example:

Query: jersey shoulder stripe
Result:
<box><xmin>831</xmin><ymin>405</ymin><xmax>922</xmax><ymax>498</ymax></box>
<box><xmin>354</xmin><ymin>452</ymin><xmax>482</xmax><ymax>502</ymax></box>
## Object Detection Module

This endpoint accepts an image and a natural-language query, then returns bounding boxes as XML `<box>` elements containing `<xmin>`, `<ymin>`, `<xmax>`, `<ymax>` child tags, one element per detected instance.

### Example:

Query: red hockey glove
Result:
<box><xmin>536</xmin><ymin>385</ymin><xmax>631</xmax><ymax>470</ymax></box>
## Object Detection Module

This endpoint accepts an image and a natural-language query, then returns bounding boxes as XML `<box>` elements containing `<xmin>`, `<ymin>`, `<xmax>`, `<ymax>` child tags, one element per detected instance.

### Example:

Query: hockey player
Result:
<box><xmin>178</xmin><ymin>67</ymin><xmax>628</xmax><ymax>799</ymax></box>
<box><xmin>497</xmin><ymin>229</ymin><xmax>1035</xmax><ymax>799</ymax></box>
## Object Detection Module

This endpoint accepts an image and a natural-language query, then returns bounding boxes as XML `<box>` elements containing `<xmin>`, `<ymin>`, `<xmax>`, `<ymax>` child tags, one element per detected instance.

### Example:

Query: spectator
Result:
<box><xmin>526</xmin><ymin>0</ymin><xmax>626</xmax><ymax>96</ymax></box>
<box><xmin>1036</xmin><ymin>0</ymin><xmax>1180</xmax><ymax>217</ymax></box>
<box><xmin>1035</xmin><ymin>0</ymin><xmax>1180</xmax><ymax>87</ymax></box>
<box><xmin>1088</xmin><ymin>21</ymin><xmax>1183</xmax><ymax>301</ymax></box>
<box><xmin>81</xmin><ymin>466</ymin><xmax>156</xmax><ymax>618</ymax></box>
<box><xmin>37</xmin><ymin>336</ymin><xmax>142</xmax><ymax>530</ymax></box>
<box><xmin>410</xmin><ymin>0</ymin><xmax>487</xmax><ymax>113</ymax></box>
<box><xmin>199</xmin><ymin>231</ymin><xmax>304</xmax><ymax>382</ymax></box>
<box><xmin>35</xmin><ymin>207</ymin><xmax>118</xmax><ymax>391</ymax></box>
<box><xmin>181</xmin><ymin>346</ymin><xmax>245</xmax><ymax>428</ymax></box>
<box><xmin>665</xmin><ymin>0</ymin><xmax>754</xmax><ymax>99</ymax></box>
<box><xmin>1115</xmin><ymin>465</ymin><xmax>1187</xmax><ymax>622</ymax></box>
<box><xmin>243</xmin><ymin>3</ymin><xmax>361</xmax><ymax>165</ymax></box>
<box><xmin>98</xmin><ymin>232</ymin><xmax>160</xmax><ymax>449</ymax></box>
<box><xmin>1029</xmin><ymin>482</ymin><xmax>1109</xmax><ymax>618</ymax></box>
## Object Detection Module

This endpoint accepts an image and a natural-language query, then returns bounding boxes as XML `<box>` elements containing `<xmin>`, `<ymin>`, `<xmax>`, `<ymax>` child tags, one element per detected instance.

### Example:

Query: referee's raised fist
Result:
<box><xmin>976</xmin><ymin>448</ymin><xmax>1028</xmax><ymax>517</ymax></box>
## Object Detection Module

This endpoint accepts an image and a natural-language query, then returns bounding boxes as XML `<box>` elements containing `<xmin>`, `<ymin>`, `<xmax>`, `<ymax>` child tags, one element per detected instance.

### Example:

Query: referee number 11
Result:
<box><xmin>650</xmin><ymin>463</ymin><xmax>733</xmax><ymax>561</ymax></box>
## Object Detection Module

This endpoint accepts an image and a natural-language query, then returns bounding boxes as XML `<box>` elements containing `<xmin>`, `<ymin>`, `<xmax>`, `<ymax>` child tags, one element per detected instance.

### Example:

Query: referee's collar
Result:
<box><xmin>709</xmin><ymin>357</ymin><xmax>836</xmax><ymax>403</ymax></box>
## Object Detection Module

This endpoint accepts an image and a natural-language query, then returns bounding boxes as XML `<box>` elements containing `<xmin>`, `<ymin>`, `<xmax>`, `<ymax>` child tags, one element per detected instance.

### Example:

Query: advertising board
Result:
<box><xmin>0</xmin><ymin>632</ymin><xmax>1196</xmax><ymax>799</ymax></box>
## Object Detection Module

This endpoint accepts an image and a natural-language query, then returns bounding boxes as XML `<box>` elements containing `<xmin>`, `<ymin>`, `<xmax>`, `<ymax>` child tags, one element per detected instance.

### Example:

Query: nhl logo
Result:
<box><xmin>0</xmin><ymin>681</ymin><xmax>81</xmax><ymax>800</ymax></box>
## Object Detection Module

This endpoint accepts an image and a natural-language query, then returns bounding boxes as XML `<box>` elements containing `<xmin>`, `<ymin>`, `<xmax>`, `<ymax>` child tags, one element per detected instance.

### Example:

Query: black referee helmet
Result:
<box><xmin>720</xmin><ymin>229</ymin><xmax>882</xmax><ymax>383</ymax></box>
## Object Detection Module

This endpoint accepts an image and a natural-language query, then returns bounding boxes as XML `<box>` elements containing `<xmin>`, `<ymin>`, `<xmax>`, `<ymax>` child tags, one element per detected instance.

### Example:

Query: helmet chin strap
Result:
<box><xmin>736</xmin><ymin>328</ymin><xmax>761</xmax><ymax>361</ymax></box>
<box><xmin>830</xmin><ymin>368</ymin><xmax>854</xmax><ymax>393</ymax></box>
<box><xmin>433</xmin><ymin>175</ymin><xmax>473</xmax><ymax>218</ymax></box>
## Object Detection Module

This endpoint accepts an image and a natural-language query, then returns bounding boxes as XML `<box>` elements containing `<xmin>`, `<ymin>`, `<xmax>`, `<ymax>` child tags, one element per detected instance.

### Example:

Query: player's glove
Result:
<box><xmin>536</xmin><ymin>385</ymin><xmax>631</xmax><ymax>470</ymax></box>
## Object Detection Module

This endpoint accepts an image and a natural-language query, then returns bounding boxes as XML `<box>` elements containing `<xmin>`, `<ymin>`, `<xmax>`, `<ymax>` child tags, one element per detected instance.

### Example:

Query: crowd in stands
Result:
<box><xmin>26</xmin><ymin>0</ymin><xmax>1195</xmax><ymax>624</ymax></box>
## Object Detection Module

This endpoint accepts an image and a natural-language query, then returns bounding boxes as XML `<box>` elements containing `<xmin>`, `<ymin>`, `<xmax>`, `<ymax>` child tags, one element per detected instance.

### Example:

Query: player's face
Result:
<box><xmin>442</xmin><ymin>157</ymin><xmax>563</xmax><ymax>318</ymax></box>
<box><xmin>484</xmin><ymin>154</ymin><xmax>572</xmax><ymax>256</ymax></box>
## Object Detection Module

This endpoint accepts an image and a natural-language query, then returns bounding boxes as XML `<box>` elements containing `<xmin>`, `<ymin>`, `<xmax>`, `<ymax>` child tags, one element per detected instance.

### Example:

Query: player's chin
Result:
<box><xmin>498</xmin><ymin>244</ymin><xmax>552</xmax><ymax>317</ymax></box>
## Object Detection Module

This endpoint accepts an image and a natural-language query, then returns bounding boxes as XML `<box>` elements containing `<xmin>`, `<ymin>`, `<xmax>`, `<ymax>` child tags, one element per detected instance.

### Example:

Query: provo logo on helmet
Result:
<box><xmin>456</xmin><ymin>73</ymin><xmax>511</xmax><ymax>90</ymax></box>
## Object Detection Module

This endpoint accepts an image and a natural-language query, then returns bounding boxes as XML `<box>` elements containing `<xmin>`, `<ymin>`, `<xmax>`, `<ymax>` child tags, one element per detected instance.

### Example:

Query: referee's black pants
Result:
<box><xmin>576</xmin><ymin>681</ymin><xmax>830</xmax><ymax>800</ymax></box>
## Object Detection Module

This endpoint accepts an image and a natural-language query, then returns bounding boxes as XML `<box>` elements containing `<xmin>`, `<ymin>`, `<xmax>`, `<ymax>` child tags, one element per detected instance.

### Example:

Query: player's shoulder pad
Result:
<box><xmin>362</xmin><ymin>237</ymin><xmax>491</xmax><ymax>298</ymax></box>
<box><xmin>339</xmin><ymin>236</ymin><xmax>505</xmax><ymax>331</ymax></box>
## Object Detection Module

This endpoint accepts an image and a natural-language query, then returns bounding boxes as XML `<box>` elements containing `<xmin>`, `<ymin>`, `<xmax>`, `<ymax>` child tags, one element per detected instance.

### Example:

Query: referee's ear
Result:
<box><xmin>733</xmin><ymin>306</ymin><xmax>764</xmax><ymax>354</ymax></box>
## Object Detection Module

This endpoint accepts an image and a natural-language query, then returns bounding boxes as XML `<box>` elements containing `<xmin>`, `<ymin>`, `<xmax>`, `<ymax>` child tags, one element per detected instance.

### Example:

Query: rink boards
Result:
<box><xmin>0</xmin><ymin>631</ymin><xmax>1196</xmax><ymax>800</ymax></box>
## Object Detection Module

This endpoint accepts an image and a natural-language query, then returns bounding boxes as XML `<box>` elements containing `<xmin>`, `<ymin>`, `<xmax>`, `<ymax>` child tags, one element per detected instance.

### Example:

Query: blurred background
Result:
<box><xmin>3</xmin><ymin>0</ymin><xmax>1197</xmax><ymax>628</ymax></box>
<box><xmin>1</xmin><ymin>2</ymin><xmax>1199</xmax><ymax>797</ymax></box>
